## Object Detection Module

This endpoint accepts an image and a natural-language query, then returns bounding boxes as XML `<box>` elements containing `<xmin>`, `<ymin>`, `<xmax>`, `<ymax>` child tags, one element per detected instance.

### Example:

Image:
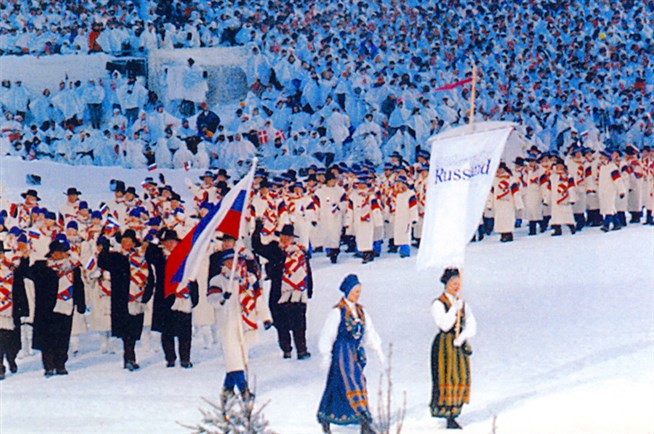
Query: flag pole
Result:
<box><xmin>227</xmin><ymin>158</ymin><xmax>258</xmax><ymax>288</ymax></box>
<box><xmin>468</xmin><ymin>63</ymin><xmax>477</xmax><ymax>125</ymax></box>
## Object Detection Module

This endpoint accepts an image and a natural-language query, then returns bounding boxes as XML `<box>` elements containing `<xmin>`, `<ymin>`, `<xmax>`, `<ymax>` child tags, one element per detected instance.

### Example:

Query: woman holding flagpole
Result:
<box><xmin>430</xmin><ymin>267</ymin><xmax>476</xmax><ymax>429</ymax></box>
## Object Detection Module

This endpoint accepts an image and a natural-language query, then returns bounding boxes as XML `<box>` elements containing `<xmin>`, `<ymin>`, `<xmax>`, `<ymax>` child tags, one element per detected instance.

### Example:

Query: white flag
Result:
<box><xmin>416</xmin><ymin>122</ymin><xmax>515</xmax><ymax>271</ymax></box>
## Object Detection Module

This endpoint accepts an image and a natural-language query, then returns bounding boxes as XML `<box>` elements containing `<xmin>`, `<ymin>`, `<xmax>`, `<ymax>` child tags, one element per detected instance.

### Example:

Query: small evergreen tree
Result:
<box><xmin>181</xmin><ymin>393</ymin><xmax>273</xmax><ymax>434</ymax></box>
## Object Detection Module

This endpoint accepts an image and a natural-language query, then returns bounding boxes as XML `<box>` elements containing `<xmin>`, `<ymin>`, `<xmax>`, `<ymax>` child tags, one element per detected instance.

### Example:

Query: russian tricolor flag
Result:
<box><xmin>148</xmin><ymin>163</ymin><xmax>158</xmax><ymax>172</ymax></box>
<box><xmin>164</xmin><ymin>163</ymin><xmax>256</xmax><ymax>298</ymax></box>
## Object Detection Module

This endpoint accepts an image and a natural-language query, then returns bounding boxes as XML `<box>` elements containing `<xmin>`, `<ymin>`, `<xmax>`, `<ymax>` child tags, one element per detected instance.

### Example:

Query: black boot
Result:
<box><xmin>540</xmin><ymin>216</ymin><xmax>550</xmax><ymax>233</ymax></box>
<box><xmin>568</xmin><ymin>224</ymin><xmax>576</xmax><ymax>235</ymax></box>
<box><xmin>646</xmin><ymin>210</ymin><xmax>654</xmax><ymax>225</ymax></box>
<box><xmin>500</xmin><ymin>233</ymin><xmax>513</xmax><ymax>243</ymax></box>
<box><xmin>528</xmin><ymin>221</ymin><xmax>537</xmax><ymax>236</ymax></box>
<box><xmin>362</xmin><ymin>251</ymin><xmax>374</xmax><ymax>264</ymax></box>
<box><xmin>574</xmin><ymin>213</ymin><xmax>585</xmax><ymax>232</ymax></box>
<box><xmin>551</xmin><ymin>225</ymin><xmax>562</xmax><ymax>236</ymax></box>
<box><xmin>320</xmin><ymin>421</ymin><xmax>332</xmax><ymax>433</ymax></box>
<box><xmin>446</xmin><ymin>416</ymin><xmax>462</xmax><ymax>429</ymax></box>
<box><xmin>387</xmin><ymin>238</ymin><xmax>398</xmax><ymax>253</ymax></box>
<box><xmin>629</xmin><ymin>212</ymin><xmax>641</xmax><ymax>223</ymax></box>
<box><xmin>345</xmin><ymin>236</ymin><xmax>356</xmax><ymax>253</ymax></box>
<box><xmin>328</xmin><ymin>248</ymin><xmax>339</xmax><ymax>264</ymax></box>
<box><xmin>617</xmin><ymin>211</ymin><xmax>627</xmax><ymax>227</ymax></box>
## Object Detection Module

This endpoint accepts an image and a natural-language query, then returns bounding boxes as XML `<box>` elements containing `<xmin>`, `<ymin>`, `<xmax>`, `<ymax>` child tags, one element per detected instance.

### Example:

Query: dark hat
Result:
<box><xmin>79</xmin><ymin>201</ymin><xmax>89</xmax><ymax>210</ymax></box>
<box><xmin>143</xmin><ymin>176</ymin><xmax>156</xmax><ymax>186</ymax></box>
<box><xmin>339</xmin><ymin>274</ymin><xmax>360</xmax><ymax>296</ymax></box>
<box><xmin>125</xmin><ymin>186</ymin><xmax>138</xmax><ymax>196</ymax></box>
<box><xmin>0</xmin><ymin>241</ymin><xmax>11</xmax><ymax>253</ymax></box>
<box><xmin>45</xmin><ymin>211</ymin><xmax>57</xmax><ymax>221</ymax></box>
<box><xmin>277</xmin><ymin>224</ymin><xmax>298</xmax><ymax>238</ymax></box>
<box><xmin>117</xmin><ymin>229</ymin><xmax>141</xmax><ymax>246</ymax></box>
<box><xmin>440</xmin><ymin>267</ymin><xmax>460</xmax><ymax>285</ymax></box>
<box><xmin>110</xmin><ymin>179</ymin><xmax>126</xmax><ymax>193</ymax></box>
<box><xmin>160</xmin><ymin>228</ymin><xmax>180</xmax><ymax>242</ymax></box>
<box><xmin>217</xmin><ymin>233</ymin><xmax>237</xmax><ymax>241</ymax></box>
<box><xmin>91</xmin><ymin>210</ymin><xmax>103</xmax><ymax>219</ymax></box>
<box><xmin>66</xmin><ymin>221</ymin><xmax>79</xmax><ymax>230</ymax></box>
<box><xmin>64</xmin><ymin>187</ymin><xmax>82</xmax><ymax>196</ymax></box>
<box><xmin>200</xmin><ymin>170</ymin><xmax>215</xmax><ymax>180</ymax></box>
<box><xmin>220</xmin><ymin>248</ymin><xmax>235</xmax><ymax>263</ymax></box>
<box><xmin>46</xmin><ymin>238</ymin><xmax>70</xmax><ymax>257</ymax></box>
<box><xmin>21</xmin><ymin>189</ymin><xmax>41</xmax><ymax>200</ymax></box>
<box><xmin>216</xmin><ymin>168</ymin><xmax>230</xmax><ymax>179</ymax></box>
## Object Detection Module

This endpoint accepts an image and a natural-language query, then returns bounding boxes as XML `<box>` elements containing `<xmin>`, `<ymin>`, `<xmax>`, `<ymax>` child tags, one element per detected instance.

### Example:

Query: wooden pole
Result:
<box><xmin>455</xmin><ymin>268</ymin><xmax>463</xmax><ymax>339</ymax></box>
<box><xmin>468</xmin><ymin>64</ymin><xmax>477</xmax><ymax>125</ymax></box>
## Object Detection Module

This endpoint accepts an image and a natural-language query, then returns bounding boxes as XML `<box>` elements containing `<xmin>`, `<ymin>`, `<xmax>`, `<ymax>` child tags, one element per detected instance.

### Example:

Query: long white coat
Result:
<box><xmin>522</xmin><ymin>166</ymin><xmax>545</xmax><ymax>221</ymax></box>
<box><xmin>208</xmin><ymin>266</ymin><xmax>271</xmax><ymax>372</ymax></box>
<box><xmin>392</xmin><ymin>189</ymin><xmax>418</xmax><ymax>246</ymax></box>
<box><xmin>346</xmin><ymin>188</ymin><xmax>383</xmax><ymax>252</ymax></box>
<box><xmin>545</xmin><ymin>172</ymin><xmax>577</xmax><ymax>225</ymax></box>
<box><xmin>314</xmin><ymin>184</ymin><xmax>346</xmax><ymax>249</ymax></box>
<box><xmin>598</xmin><ymin>162</ymin><xmax>626</xmax><ymax>215</ymax></box>
<box><xmin>491</xmin><ymin>176</ymin><xmax>524</xmax><ymax>234</ymax></box>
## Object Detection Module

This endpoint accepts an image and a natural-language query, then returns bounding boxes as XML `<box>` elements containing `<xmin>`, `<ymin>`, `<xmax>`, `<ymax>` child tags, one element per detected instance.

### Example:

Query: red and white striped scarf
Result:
<box><xmin>281</xmin><ymin>244</ymin><xmax>308</xmax><ymax>302</ymax></box>
<box><xmin>47</xmin><ymin>258</ymin><xmax>76</xmax><ymax>316</ymax></box>
<box><xmin>121</xmin><ymin>248</ymin><xmax>149</xmax><ymax>314</ymax></box>
<box><xmin>0</xmin><ymin>257</ymin><xmax>16</xmax><ymax>321</ymax></box>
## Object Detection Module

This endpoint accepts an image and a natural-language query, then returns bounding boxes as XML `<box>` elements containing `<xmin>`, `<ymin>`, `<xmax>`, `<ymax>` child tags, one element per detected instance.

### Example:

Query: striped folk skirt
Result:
<box><xmin>317</xmin><ymin>338</ymin><xmax>371</xmax><ymax>426</ymax></box>
<box><xmin>429</xmin><ymin>331</ymin><xmax>471</xmax><ymax>418</ymax></box>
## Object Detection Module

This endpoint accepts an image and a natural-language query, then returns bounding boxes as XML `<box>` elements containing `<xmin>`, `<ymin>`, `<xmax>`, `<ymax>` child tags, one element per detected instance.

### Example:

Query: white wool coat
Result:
<box><xmin>209</xmin><ymin>269</ymin><xmax>271</xmax><ymax>372</ymax></box>
<box><xmin>346</xmin><ymin>188</ymin><xmax>383</xmax><ymax>252</ymax></box>
<box><xmin>545</xmin><ymin>173</ymin><xmax>577</xmax><ymax>225</ymax></box>
<box><xmin>314</xmin><ymin>184</ymin><xmax>346</xmax><ymax>249</ymax></box>
<box><xmin>392</xmin><ymin>189</ymin><xmax>418</xmax><ymax>246</ymax></box>
<box><xmin>491</xmin><ymin>176</ymin><xmax>524</xmax><ymax>234</ymax></box>
<box><xmin>598</xmin><ymin>162</ymin><xmax>626</xmax><ymax>215</ymax></box>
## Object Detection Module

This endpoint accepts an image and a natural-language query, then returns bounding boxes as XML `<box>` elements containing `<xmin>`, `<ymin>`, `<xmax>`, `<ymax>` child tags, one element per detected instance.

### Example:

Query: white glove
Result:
<box><xmin>453</xmin><ymin>336</ymin><xmax>464</xmax><ymax>347</ymax></box>
<box><xmin>454</xmin><ymin>298</ymin><xmax>464</xmax><ymax>311</ymax></box>
<box><xmin>320</xmin><ymin>355</ymin><xmax>331</xmax><ymax>370</ymax></box>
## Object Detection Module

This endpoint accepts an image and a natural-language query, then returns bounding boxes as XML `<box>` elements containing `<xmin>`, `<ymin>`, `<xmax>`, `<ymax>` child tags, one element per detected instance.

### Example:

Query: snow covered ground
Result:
<box><xmin>1</xmin><ymin>159</ymin><xmax>653</xmax><ymax>434</ymax></box>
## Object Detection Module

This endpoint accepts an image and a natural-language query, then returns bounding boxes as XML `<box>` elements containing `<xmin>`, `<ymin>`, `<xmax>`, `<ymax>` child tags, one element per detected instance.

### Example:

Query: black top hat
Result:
<box><xmin>64</xmin><ymin>187</ymin><xmax>82</xmax><ymax>196</ymax></box>
<box><xmin>125</xmin><ymin>186</ymin><xmax>139</xmax><ymax>196</ymax></box>
<box><xmin>216</xmin><ymin>168</ymin><xmax>230</xmax><ymax>179</ymax></box>
<box><xmin>46</xmin><ymin>239</ymin><xmax>70</xmax><ymax>257</ymax></box>
<box><xmin>160</xmin><ymin>228</ymin><xmax>180</xmax><ymax>242</ymax></box>
<box><xmin>276</xmin><ymin>224</ymin><xmax>298</xmax><ymax>238</ymax></box>
<box><xmin>21</xmin><ymin>189</ymin><xmax>41</xmax><ymax>200</ymax></box>
<box><xmin>117</xmin><ymin>229</ymin><xmax>141</xmax><ymax>246</ymax></box>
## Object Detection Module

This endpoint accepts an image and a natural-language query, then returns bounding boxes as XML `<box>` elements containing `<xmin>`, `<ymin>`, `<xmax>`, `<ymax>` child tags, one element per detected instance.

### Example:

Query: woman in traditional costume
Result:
<box><xmin>430</xmin><ymin>267</ymin><xmax>477</xmax><ymax>429</ymax></box>
<box><xmin>317</xmin><ymin>274</ymin><xmax>383</xmax><ymax>434</ymax></box>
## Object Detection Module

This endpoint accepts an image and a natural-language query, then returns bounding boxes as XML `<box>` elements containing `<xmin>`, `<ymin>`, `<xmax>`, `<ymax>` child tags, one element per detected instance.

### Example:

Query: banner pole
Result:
<box><xmin>468</xmin><ymin>63</ymin><xmax>477</xmax><ymax>125</ymax></box>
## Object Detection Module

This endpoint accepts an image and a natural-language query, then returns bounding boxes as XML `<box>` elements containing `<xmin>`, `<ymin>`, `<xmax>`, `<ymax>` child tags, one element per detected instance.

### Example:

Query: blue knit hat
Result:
<box><xmin>340</xmin><ymin>274</ymin><xmax>360</xmax><ymax>296</ymax></box>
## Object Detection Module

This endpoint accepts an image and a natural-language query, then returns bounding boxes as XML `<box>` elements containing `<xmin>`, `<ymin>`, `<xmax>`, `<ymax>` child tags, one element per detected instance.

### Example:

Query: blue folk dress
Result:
<box><xmin>317</xmin><ymin>299</ymin><xmax>372</xmax><ymax>426</ymax></box>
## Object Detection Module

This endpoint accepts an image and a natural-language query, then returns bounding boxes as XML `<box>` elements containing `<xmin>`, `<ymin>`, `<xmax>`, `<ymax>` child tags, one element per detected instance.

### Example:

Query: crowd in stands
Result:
<box><xmin>0</xmin><ymin>0</ymin><xmax>652</xmax><ymax>176</ymax></box>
